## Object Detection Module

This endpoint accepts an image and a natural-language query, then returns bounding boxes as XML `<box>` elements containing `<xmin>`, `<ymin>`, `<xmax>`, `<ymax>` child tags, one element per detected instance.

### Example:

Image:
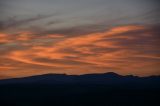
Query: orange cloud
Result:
<box><xmin>107</xmin><ymin>25</ymin><xmax>145</xmax><ymax>35</ymax></box>
<box><xmin>0</xmin><ymin>66</ymin><xmax>15</xmax><ymax>70</ymax></box>
<box><xmin>0</xmin><ymin>33</ymin><xmax>11</xmax><ymax>43</ymax></box>
<box><xmin>1</xmin><ymin>25</ymin><xmax>160</xmax><ymax>79</ymax></box>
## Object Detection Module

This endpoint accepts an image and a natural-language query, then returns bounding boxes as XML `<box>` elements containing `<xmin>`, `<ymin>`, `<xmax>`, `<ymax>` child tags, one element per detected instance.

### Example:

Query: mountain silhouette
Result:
<box><xmin>0</xmin><ymin>72</ymin><xmax>159</xmax><ymax>86</ymax></box>
<box><xmin>0</xmin><ymin>72</ymin><xmax>160</xmax><ymax>106</ymax></box>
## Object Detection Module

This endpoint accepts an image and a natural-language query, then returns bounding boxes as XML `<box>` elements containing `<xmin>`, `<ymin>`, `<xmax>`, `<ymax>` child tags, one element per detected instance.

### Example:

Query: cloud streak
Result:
<box><xmin>0</xmin><ymin>14</ymin><xmax>59</xmax><ymax>32</ymax></box>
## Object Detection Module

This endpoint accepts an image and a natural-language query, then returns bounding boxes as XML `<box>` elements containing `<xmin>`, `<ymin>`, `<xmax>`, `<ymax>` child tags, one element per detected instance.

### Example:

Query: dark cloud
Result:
<box><xmin>0</xmin><ymin>14</ymin><xmax>58</xmax><ymax>31</ymax></box>
<box><xmin>35</xmin><ymin>23</ymin><xmax>107</xmax><ymax>36</ymax></box>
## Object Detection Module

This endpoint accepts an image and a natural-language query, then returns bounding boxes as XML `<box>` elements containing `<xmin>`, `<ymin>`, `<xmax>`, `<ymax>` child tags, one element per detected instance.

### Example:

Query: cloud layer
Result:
<box><xmin>0</xmin><ymin>24</ymin><xmax>160</xmax><ymax>79</ymax></box>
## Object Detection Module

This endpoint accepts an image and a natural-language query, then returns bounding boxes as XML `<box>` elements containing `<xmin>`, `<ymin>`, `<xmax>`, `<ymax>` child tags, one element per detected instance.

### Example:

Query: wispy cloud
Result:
<box><xmin>0</xmin><ymin>14</ymin><xmax>59</xmax><ymax>31</ymax></box>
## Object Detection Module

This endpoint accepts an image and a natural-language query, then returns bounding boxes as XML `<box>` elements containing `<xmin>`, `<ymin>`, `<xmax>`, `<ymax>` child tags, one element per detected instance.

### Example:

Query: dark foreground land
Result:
<box><xmin>0</xmin><ymin>73</ymin><xmax>160</xmax><ymax>106</ymax></box>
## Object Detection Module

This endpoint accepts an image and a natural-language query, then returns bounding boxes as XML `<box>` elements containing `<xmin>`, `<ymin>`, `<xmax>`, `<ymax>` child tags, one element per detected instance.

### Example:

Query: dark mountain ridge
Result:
<box><xmin>0</xmin><ymin>72</ymin><xmax>160</xmax><ymax>87</ymax></box>
<box><xmin>0</xmin><ymin>72</ymin><xmax>160</xmax><ymax>106</ymax></box>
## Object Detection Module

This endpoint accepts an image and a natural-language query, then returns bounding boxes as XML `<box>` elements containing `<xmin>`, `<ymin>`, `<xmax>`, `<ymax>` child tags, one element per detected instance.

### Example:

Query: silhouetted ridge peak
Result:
<box><xmin>103</xmin><ymin>72</ymin><xmax>120</xmax><ymax>76</ymax></box>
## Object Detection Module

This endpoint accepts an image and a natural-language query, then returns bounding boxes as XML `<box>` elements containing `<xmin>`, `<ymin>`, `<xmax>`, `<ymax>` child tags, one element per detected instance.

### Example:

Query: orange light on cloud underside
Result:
<box><xmin>0</xmin><ymin>25</ymin><xmax>160</xmax><ymax>79</ymax></box>
<box><xmin>107</xmin><ymin>25</ymin><xmax>145</xmax><ymax>35</ymax></box>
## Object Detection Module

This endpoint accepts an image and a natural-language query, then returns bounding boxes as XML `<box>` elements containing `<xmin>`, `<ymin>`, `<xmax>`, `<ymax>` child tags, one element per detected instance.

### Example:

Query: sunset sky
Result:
<box><xmin>0</xmin><ymin>0</ymin><xmax>160</xmax><ymax>79</ymax></box>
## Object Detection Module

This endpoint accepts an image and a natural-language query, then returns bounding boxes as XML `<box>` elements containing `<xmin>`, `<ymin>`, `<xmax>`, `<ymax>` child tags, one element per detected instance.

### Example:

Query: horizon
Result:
<box><xmin>1</xmin><ymin>71</ymin><xmax>160</xmax><ymax>80</ymax></box>
<box><xmin>0</xmin><ymin>0</ymin><xmax>160</xmax><ymax>79</ymax></box>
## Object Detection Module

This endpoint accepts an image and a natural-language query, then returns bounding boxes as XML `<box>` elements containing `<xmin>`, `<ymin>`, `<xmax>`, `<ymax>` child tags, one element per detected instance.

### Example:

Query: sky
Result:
<box><xmin>0</xmin><ymin>0</ymin><xmax>160</xmax><ymax>79</ymax></box>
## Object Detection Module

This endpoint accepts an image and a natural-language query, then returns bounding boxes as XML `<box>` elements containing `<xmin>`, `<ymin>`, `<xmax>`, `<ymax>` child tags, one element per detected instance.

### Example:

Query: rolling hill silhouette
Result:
<box><xmin>0</xmin><ymin>72</ymin><xmax>160</xmax><ymax>86</ymax></box>
<box><xmin>0</xmin><ymin>72</ymin><xmax>160</xmax><ymax>106</ymax></box>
